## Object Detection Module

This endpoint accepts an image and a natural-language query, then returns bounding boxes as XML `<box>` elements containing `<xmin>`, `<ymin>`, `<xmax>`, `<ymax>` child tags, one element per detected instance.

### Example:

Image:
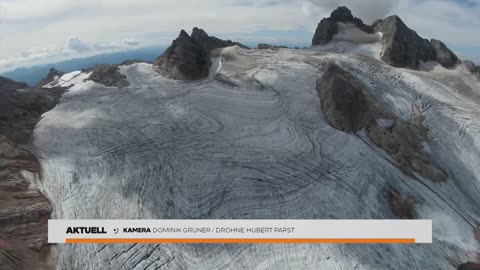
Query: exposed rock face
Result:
<box><xmin>312</xmin><ymin>18</ymin><xmax>339</xmax><ymax>46</ymax></box>
<box><xmin>430</xmin><ymin>39</ymin><xmax>459</xmax><ymax>68</ymax></box>
<box><xmin>458</xmin><ymin>263</ymin><xmax>480</xmax><ymax>270</ymax></box>
<box><xmin>387</xmin><ymin>190</ymin><xmax>416</xmax><ymax>219</ymax></box>
<box><xmin>312</xmin><ymin>6</ymin><xmax>372</xmax><ymax>45</ymax></box>
<box><xmin>312</xmin><ymin>7</ymin><xmax>459</xmax><ymax>69</ymax></box>
<box><xmin>463</xmin><ymin>60</ymin><xmax>480</xmax><ymax>77</ymax></box>
<box><xmin>0</xmin><ymin>79</ymin><xmax>64</xmax><ymax>143</ymax></box>
<box><xmin>0</xmin><ymin>77</ymin><xmax>27</xmax><ymax>92</ymax></box>
<box><xmin>367</xmin><ymin>118</ymin><xmax>448</xmax><ymax>182</ymax></box>
<box><xmin>330</xmin><ymin>6</ymin><xmax>373</xmax><ymax>33</ymax></box>
<box><xmin>36</xmin><ymin>68</ymin><xmax>64</xmax><ymax>88</ymax></box>
<box><xmin>316</xmin><ymin>64</ymin><xmax>447</xmax><ymax>182</ymax></box>
<box><xmin>191</xmin><ymin>27</ymin><xmax>248</xmax><ymax>51</ymax></box>
<box><xmin>87</xmin><ymin>64</ymin><xmax>129</xmax><ymax>88</ymax></box>
<box><xmin>257</xmin><ymin>43</ymin><xmax>288</xmax><ymax>50</ymax></box>
<box><xmin>0</xmin><ymin>136</ymin><xmax>53</xmax><ymax>270</ymax></box>
<box><xmin>316</xmin><ymin>64</ymin><xmax>372</xmax><ymax>132</ymax></box>
<box><xmin>155</xmin><ymin>30</ymin><xmax>212</xmax><ymax>80</ymax></box>
<box><xmin>0</xmin><ymin>76</ymin><xmax>64</xmax><ymax>270</ymax></box>
<box><xmin>373</xmin><ymin>16</ymin><xmax>437</xmax><ymax>69</ymax></box>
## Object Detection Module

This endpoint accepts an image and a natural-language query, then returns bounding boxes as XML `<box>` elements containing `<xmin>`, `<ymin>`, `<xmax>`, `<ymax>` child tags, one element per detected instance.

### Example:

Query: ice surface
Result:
<box><xmin>33</xmin><ymin>45</ymin><xmax>480</xmax><ymax>269</ymax></box>
<box><xmin>43</xmin><ymin>70</ymin><xmax>91</xmax><ymax>89</ymax></box>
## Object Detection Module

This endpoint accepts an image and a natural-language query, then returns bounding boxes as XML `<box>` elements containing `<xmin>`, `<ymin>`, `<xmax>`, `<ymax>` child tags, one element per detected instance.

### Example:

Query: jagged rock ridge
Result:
<box><xmin>154</xmin><ymin>30</ymin><xmax>212</xmax><ymax>80</ymax></box>
<box><xmin>313</xmin><ymin>6</ymin><xmax>460</xmax><ymax>69</ymax></box>
<box><xmin>155</xmin><ymin>28</ymin><xmax>245</xmax><ymax>80</ymax></box>
<box><xmin>191</xmin><ymin>27</ymin><xmax>248</xmax><ymax>51</ymax></box>
<box><xmin>312</xmin><ymin>6</ymin><xmax>372</xmax><ymax>46</ymax></box>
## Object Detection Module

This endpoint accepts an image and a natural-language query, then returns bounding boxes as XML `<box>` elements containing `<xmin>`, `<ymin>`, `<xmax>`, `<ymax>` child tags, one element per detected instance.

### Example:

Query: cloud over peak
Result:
<box><xmin>303</xmin><ymin>0</ymin><xmax>400</xmax><ymax>23</ymax></box>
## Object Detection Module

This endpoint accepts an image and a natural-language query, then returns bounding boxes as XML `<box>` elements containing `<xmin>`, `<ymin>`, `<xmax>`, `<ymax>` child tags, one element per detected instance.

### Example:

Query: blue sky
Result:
<box><xmin>0</xmin><ymin>0</ymin><xmax>478</xmax><ymax>72</ymax></box>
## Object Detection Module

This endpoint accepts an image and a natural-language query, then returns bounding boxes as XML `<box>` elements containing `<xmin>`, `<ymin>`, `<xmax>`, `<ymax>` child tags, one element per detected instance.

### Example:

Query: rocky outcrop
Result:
<box><xmin>257</xmin><ymin>44</ymin><xmax>288</xmax><ymax>50</ymax></box>
<box><xmin>0</xmin><ymin>76</ymin><xmax>64</xmax><ymax>270</ymax></box>
<box><xmin>463</xmin><ymin>60</ymin><xmax>480</xmax><ymax>77</ymax></box>
<box><xmin>329</xmin><ymin>6</ymin><xmax>373</xmax><ymax>33</ymax></box>
<box><xmin>373</xmin><ymin>15</ymin><xmax>460</xmax><ymax>69</ymax></box>
<box><xmin>0</xmin><ymin>80</ymin><xmax>64</xmax><ymax>143</ymax></box>
<box><xmin>155</xmin><ymin>28</ymin><xmax>248</xmax><ymax>81</ymax></box>
<box><xmin>430</xmin><ymin>39</ymin><xmax>459</xmax><ymax>68</ymax></box>
<box><xmin>191</xmin><ymin>27</ymin><xmax>248</xmax><ymax>51</ymax></box>
<box><xmin>316</xmin><ymin>64</ymin><xmax>447</xmax><ymax>182</ymax></box>
<box><xmin>312</xmin><ymin>6</ymin><xmax>372</xmax><ymax>45</ymax></box>
<box><xmin>312</xmin><ymin>18</ymin><xmax>338</xmax><ymax>46</ymax></box>
<box><xmin>0</xmin><ymin>77</ymin><xmax>27</xmax><ymax>92</ymax></box>
<box><xmin>458</xmin><ymin>263</ymin><xmax>480</xmax><ymax>270</ymax></box>
<box><xmin>316</xmin><ymin>64</ymin><xmax>372</xmax><ymax>132</ymax></box>
<box><xmin>387</xmin><ymin>190</ymin><xmax>416</xmax><ymax>219</ymax></box>
<box><xmin>155</xmin><ymin>30</ymin><xmax>212</xmax><ymax>80</ymax></box>
<box><xmin>87</xmin><ymin>64</ymin><xmax>129</xmax><ymax>88</ymax></box>
<box><xmin>373</xmin><ymin>16</ymin><xmax>436</xmax><ymax>69</ymax></box>
<box><xmin>36</xmin><ymin>68</ymin><xmax>64</xmax><ymax>88</ymax></box>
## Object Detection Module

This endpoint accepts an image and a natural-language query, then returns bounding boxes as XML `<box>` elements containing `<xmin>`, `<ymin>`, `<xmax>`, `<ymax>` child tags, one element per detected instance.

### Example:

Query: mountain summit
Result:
<box><xmin>155</xmin><ymin>28</ymin><xmax>246</xmax><ymax>80</ymax></box>
<box><xmin>313</xmin><ymin>6</ymin><xmax>460</xmax><ymax>69</ymax></box>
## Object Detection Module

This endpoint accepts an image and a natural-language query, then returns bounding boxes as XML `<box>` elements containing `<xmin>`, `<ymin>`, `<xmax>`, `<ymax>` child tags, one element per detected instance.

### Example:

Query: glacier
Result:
<box><xmin>33</xmin><ymin>43</ymin><xmax>480</xmax><ymax>269</ymax></box>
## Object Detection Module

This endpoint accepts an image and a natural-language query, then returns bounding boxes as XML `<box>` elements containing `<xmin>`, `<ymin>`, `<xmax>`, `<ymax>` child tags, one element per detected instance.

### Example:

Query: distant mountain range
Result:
<box><xmin>0</xmin><ymin>46</ymin><xmax>166</xmax><ymax>86</ymax></box>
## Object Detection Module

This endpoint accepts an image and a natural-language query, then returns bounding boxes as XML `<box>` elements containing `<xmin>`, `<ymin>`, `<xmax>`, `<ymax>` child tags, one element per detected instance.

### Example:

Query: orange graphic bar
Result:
<box><xmin>66</xmin><ymin>238</ymin><xmax>416</xmax><ymax>244</ymax></box>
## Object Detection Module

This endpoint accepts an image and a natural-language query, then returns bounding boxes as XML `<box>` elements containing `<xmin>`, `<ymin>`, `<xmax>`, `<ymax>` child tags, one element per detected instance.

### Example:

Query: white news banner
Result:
<box><xmin>49</xmin><ymin>220</ymin><xmax>432</xmax><ymax>244</ymax></box>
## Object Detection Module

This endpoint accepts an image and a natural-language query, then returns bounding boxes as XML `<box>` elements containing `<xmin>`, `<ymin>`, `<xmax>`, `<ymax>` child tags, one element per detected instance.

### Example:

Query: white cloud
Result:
<box><xmin>0</xmin><ymin>36</ymin><xmax>140</xmax><ymax>72</ymax></box>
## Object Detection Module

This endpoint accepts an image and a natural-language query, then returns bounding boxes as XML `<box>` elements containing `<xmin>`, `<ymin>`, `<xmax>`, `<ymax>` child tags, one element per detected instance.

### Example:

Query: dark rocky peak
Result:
<box><xmin>330</xmin><ymin>6</ymin><xmax>354</xmax><ymax>22</ymax></box>
<box><xmin>46</xmin><ymin>67</ymin><xmax>63</xmax><ymax>79</ymax></box>
<box><xmin>312</xmin><ymin>6</ymin><xmax>372</xmax><ymax>46</ymax></box>
<box><xmin>311</xmin><ymin>18</ymin><xmax>338</xmax><ymax>46</ymax></box>
<box><xmin>154</xmin><ymin>27</ymin><xmax>249</xmax><ymax>80</ymax></box>
<box><xmin>36</xmin><ymin>67</ymin><xmax>64</xmax><ymax>87</ymax></box>
<box><xmin>373</xmin><ymin>15</ymin><xmax>460</xmax><ymax>69</ymax></box>
<box><xmin>154</xmin><ymin>29</ymin><xmax>212</xmax><ymax>80</ymax></box>
<box><xmin>430</xmin><ymin>39</ymin><xmax>459</xmax><ymax>68</ymax></box>
<box><xmin>191</xmin><ymin>27</ymin><xmax>248</xmax><ymax>51</ymax></box>
<box><xmin>313</xmin><ymin>8</ymin><xmax>460</xmax><ymax>69</ymax></box>
<box><xmin>178</xmin><ymin>29</ymin><xmax>190</xmax><ymax>39</ymax></box>
<box><xmin>374</xmin><ymin>15</ymin><xmax>437</xmax><ymax>69</ymax></box>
